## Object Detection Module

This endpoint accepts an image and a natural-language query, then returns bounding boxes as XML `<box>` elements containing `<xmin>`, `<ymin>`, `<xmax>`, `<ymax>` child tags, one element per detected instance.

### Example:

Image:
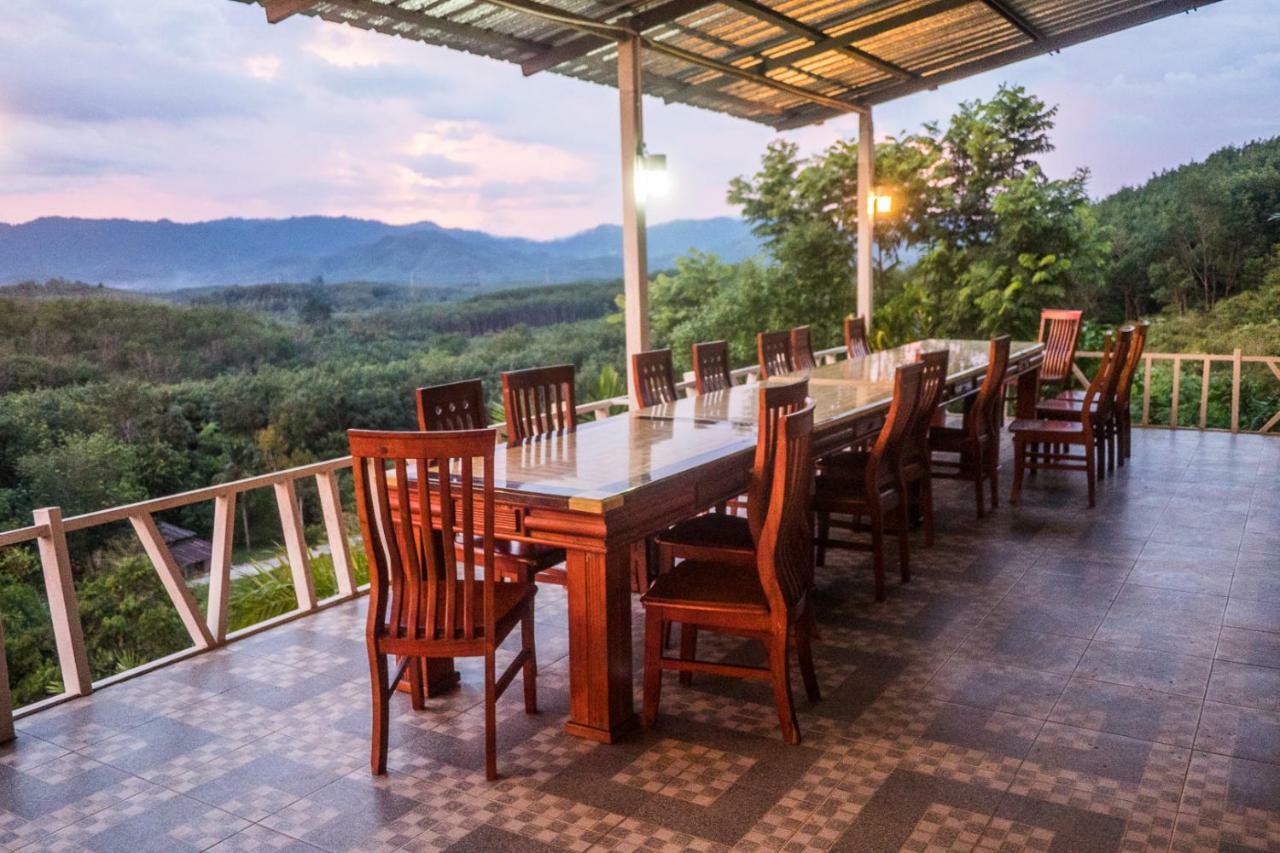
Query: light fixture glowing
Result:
<box><xmin>868</xmin><ymin>188</ymin><xmax>892</xmax><ymax>216</ymax></box>
<box><xmin>637</xmin><ymin>153</ymin><xmax>668</xmax><ymax>201</ymax></box>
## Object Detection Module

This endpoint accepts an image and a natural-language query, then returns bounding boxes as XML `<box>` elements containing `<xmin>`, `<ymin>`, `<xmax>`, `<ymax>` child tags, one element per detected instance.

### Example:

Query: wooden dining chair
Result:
<box><xmin>692</xmin><ymin>340</ymin><xmax>733</xmax><ymax>394</ymax></box>
<box><xmin>930</xmin><ymin>336</ymin><xmax>1010</xmax><ymax>517</ymax></box>
<box><xmin>632</xmin><ymin>348</ymin><xmax>679</xmax><ymax>407</ymax></box>
<box><xmin>901</xmin><ymin>350</ymin><xmax>949</xmax><ymax>546</ymax></box>
<box><xmin>790</xmin><ymin>326</ymin><xmax>817</xmax><ymax>370</ymax></box>
<box><xmin>844</xmin><ymin>315</ymin><xmax>871</xmax><ymax>358</ymax></box>
<box><xmin>758</xmin><ymin>331</ymin><xmax>793</xmax><ymax>379</ymax></box>
<box><xmin>1054</xmin><ymin>321</ymin><xmax>1148</xmax><ymax>462</ymax></box>
<box><xmin>1036</xmin><ymin>308</ymin><xmax>1084</xmax><ymax>396</ymax></box>
<box><xmin>1009</xmin><ymin>327</ymin><xmax>1132</xmax><ymax>507</ymax></box>
<box><xmin>501</xmin><ymin>364</ymin><xmax>576</xmax><ymax>445</ymax></box>
<box><xmin>350</xmin><ymin>428</ymin><xmax>537</xmax><ymax>780</ymax></box>
<box><xmin>416</xmin><ymin>380</ymin><xmax>566</xmax><ymax>586</ymax></box>
<box><xmin>641</xmin><ymin>402</ymin><xmax>820</xmax><ymax>745</ymax></box>
<box><xmin>654</xmin><ymin>379</ymin><xmax>810</xmax><ymax>579</ymax></box>
<box><xmin>813</xmin><ymin>361</ymin><xmax>924</xmax><ymax>601</ymax></box>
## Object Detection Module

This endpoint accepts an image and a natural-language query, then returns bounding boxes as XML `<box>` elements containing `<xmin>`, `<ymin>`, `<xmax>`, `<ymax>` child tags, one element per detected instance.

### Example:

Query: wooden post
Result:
<box><xmin>1141</xmin><ymin>355</ymin><xmax>1152</xmax><ymax>426</ymax></box>
<box><xmin>1170</xmin><ymin>355</ymin><xmax>1182</xmax><ymax>428</ymax></box>
<box><xmin>274</xmin><ymin>480</ymin><xmax>317</xmax><ymax>611</ymax></box>
<box><xmin>0</xmin><ymin>620</ymin><xmax>12</xmax><ymax>742</ymax></box>
<box><xmin>32</xmin><ymin>507</ymin><xmax>92</xmax><ymax>696</ymax></box>
<box><xmin>131</xmin><ymin>513</ymin><xmax>215</xmax><ymax>650</ymax></box>
<box><xmin>856</xmin><ymin>108</ymin><xmax>874</xmax><ymax>330</ymax></box>
<box><xmin>618</xmin><ymin>33</ymin><xmax>650</xmax><ymax>409</ymax></box>
<box><xmin>1199</xmin><ymin>357</ymin><xmax>1211</xmax><ymax>430</ymax></box>
<box><xmin>1230</xmin><ymin>348</ymin><xmax>1242</xmax><ymax>433</ymax></box>
<box><xmin>315</xmin><ymin>471</ymin><xmax>356</xmax><ymax>596</ymax></box>
<box><xmin>207</xmin><ymin>493</ymin><xmax>236</xmax><ymax>642</ymax></box>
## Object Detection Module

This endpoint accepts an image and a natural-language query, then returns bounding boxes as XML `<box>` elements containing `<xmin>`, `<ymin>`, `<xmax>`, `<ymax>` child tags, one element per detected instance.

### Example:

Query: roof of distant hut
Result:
<box><xmin>157</xmin><ymin>521</ymin><xmax>213</xmax><ymax>568</ymax></box>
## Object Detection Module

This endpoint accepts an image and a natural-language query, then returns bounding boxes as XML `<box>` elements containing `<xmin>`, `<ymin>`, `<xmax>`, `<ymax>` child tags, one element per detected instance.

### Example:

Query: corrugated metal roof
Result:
<box><xmin>233</xmin><ymin>0</ymin><xmax>1224</xmax><ymax>129</ymax></box>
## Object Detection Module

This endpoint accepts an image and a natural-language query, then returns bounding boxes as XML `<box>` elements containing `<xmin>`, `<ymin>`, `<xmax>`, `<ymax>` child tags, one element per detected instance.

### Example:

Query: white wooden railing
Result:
<box><xmin>1073</xmin><ymin>348</ymin><xmax>1280</xmax><ymax>434</ymax></box>
<box><xmin>0</xmin><ymin>345</ymin><xmax>846</xmax><ymax>739</ymax></box>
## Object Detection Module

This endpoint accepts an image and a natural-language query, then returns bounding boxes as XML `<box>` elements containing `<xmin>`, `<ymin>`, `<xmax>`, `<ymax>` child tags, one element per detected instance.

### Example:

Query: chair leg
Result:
<box><xmin>796</xmin><ymin>609</ymin><xmax>821</xmax><ymax>703</ymax></box>
<box><xmin>988</xmin><ymin>443</ymin><xmax>1000</xmax><ymax>508</ymax></box>
<box><xmin>768</xmin><ymin>631</ymin><xmax>800</xmax><ymax>745</ymax></box>
<box><xmin>484</xmin><ymin>650</ymin><xmax>498</xmax><ymax>781</ymax></box>
<box><xmin>678</xmin><ymin>625</ymin><xmax>698</xmax><ymax>686</ymax></box>
<box><xmin>919</xmin><ymin>472</ymin><xmax>935</xmax><ymax>547</ymax></box>
<box><xmin>971</xmin><ymin>449</ymin><xmax>986</xmax><ymax>519</ymax></box>
<box><xmin>642</xmin><ymin>610</ymin><xmax>664</xmax><ymax>727</ymax></box>
<box><xmin>521</xmin><ymin>608</ymin><xmax>538</xmax><ymax>714</ymax></box>
<box><xmin>1085</xmin><ymin>440</ymin><xmax>1097</xmax><ymax>508</ymax></box>
<box><xmin>894</xmin><ymin>492</ymin><xmax>911</xmax><ymax>585</ymax></box>
<box><xmin>815</xmin><ymin>512</ymin><xmax>829</xmax><ymax>567</ymax></box>
<box><xmin>407</xmin><ymin>657</ymin><xmax>426</xmax><ymax>712</ymax></box>
<box><xmin>870</xmin><ymin>510</ymin><xmax>886</xmax><ymax>602</ymax></box>
<box><xmin>369</xmin><ymin>650</ymin><xmax>390</xmax><ymax>776</ymax></box>
<box><xmin>1010</xmin><ymin>439</ymin><xmax>1025</xmax><ymax>504</ymax></box>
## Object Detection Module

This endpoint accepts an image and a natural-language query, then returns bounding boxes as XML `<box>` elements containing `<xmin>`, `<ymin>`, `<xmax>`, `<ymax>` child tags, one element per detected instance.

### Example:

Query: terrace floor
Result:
<box><xmin>3</xmin><ymin>429</ymin><xmax>1279</xmax><ymax>852</ymax></box>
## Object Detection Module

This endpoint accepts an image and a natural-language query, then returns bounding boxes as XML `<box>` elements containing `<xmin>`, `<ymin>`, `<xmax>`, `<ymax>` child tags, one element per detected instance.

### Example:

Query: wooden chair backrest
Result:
<box><xmin>790</xmin><ymin>326</ymin><xmax>817</xmax><ymax>370</ymax></box>
<box><xmin>757</xmin><ymin>331</ymin><xmax>793</xmax><ymax>379</ymax></box>
<box><xmin>501</xmin><ymin>364</ymin><xmax>576</xmax><ymax>445</ymax></box>
<box><xmin>631</xmin><ymin>348</ymin><xmax>678</xmax><ymax>408</ymax></box>
<box><xmin>692</xmin><ymin>340</ymin><xmax>733</xmax><ymax>394</ymax></box>
<box><xmin>972</xmin><ymin>335</ymin><xmax>1011</xmax><ymax>438</ymax></box>
<box><xmin>866</xmin><ymin>361</ymin><xmax>924</xmax><ymax>495</ymax></box>
<box><xmin>757</xmin><ymin>402</ymin><xmax>816</xmax><ymax>615</ymax></box>
<box><xmin>416</xmin><ymin>380</ymin><xmax>488</xmax><ymax>432</ymax></box>
<box><xmin>748</xmin><ymin>379</ymin><xmax>810</xmax><ymax>543</ymax></box>
<box><xmin>1094</xmin><ymin>326</ymin><xmax>1133</xmax><ymax>424</ymax></box>
<box><xmin>350</xmin><ymin>428</ymin><xmax>497</xmax><ymax>650</ymax></box>
<box><xmin>1115</xmin><ymin>321</ymin><xmax>1148</xmax><ymax>409</ymax></box>
<box><xmin>844</xmin><ymin>315</ymin><xmax>871</xmax><ymax>358</ymax></box>
<box><xmin>905</xmin><ymin>350</ymin><xmax>949</xmax><ymax>466</ymax></box>
<box><xmin>1037</xmin><ymin>308</ymin><xmax>1084</xmax><ymax>383</ymax></box>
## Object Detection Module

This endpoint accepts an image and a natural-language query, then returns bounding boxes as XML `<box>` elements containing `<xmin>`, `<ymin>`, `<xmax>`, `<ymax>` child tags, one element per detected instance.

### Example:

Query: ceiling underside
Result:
<box><xmin>234</xmin><ymin>0</ymin><xmax>1223</xmax><ymax>129</ymax></box>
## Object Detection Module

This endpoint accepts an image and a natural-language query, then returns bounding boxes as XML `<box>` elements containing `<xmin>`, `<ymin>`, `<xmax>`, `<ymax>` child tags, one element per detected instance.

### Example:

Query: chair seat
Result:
<box><xmin>641</xmin><ymin>560</ymin><xmax>767</xmax><ymax>614</ymax></box>
<box><xmin>1056</xmin><ymin>390</ymin><xmax>1086</xmax><ymax>402</ymax></box>
<box><xmin>1035</xmin><ymin>398</ymin><xmax>1094</xmax><ymax>418</ymax></box>
<box><xmin>1008</xmin><ymin>418</ymin><xmax>1085</xmax><ymax>438</ymax></box>
<box><xmin>817</xmin><ymin>449</ymin><xmax>870</xmax><ymax>478</ymax></box>
<box><xmin>399</xmin><ymin>579</ymin><xmax>533</xmax><ymax>641</ymax></box>
<box><xmin>655</xmin><ymin>512</ymin><xmax>753</xmax><ymax>554</ymax></box>
<box><xmin>453</xmin><ymin>536</ymin><xmax>564</xmax><ymax>577</ymax></box>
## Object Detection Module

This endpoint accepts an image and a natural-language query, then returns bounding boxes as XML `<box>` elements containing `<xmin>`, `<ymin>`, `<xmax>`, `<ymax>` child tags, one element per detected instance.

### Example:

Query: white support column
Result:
<box><xmin>618</xmin><ymin>34</ymin><xmax>650</xmax><ymax>408</ymax></box>
<box><xmin>856</xmin><ymin>108</ymin><xmax>875</xmax><ymax>332</ymax></box>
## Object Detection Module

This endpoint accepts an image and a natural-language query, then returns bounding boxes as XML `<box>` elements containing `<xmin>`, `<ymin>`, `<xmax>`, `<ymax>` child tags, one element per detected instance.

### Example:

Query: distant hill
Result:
<box><xmin>0</xmin><ymin>215</ymin><xmax>761</xmax><ymax>291</ymax></box>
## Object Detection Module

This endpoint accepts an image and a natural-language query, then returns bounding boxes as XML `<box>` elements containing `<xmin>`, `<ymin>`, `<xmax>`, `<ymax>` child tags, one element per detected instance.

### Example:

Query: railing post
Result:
<box><xmin>131</xmin><ymin>513</ymin><xmax>215</xmax><ymax>650</ymax></box>
<box><xmin>1199</xmin><ymin>356</ymin><xmax>1211</xmax><ymax>430</ymax></box>
<box><xmin>315</xmin><ymin>471</ymin><xmax>355</xmax><ymax>597</ymax></box>
<box><xmin>207</xmin><ymin>492</ymin><xmax>235</xmax><ymax>642</ymax></box>
<box><xmin>0</xmin><ymin>620</ymin><xmax>12</xmax><ymax>742</ymax></box>
<box><xmin>32</xmin><ymin>507</ymin><xmax>92</xmax><ymax>696</ymax></box>
<box><xmin>1230</xmin><ymin>348</ymin><xmax>1242</xmax><ymax>434</ymax></box>
<box><xmin>1170</xmin><ymin>355</ymin><xmax>1182</xmax><ymax>428</ymax></box>
<box><xmin>1141</xmin><ymin>355</ymin><xmax>1152</xmax><ymax>426</ymax></box>
<box><xmin>274</xmin><ymin>480</ymin><xmax>317</xmax><ymax>611</ymax></box>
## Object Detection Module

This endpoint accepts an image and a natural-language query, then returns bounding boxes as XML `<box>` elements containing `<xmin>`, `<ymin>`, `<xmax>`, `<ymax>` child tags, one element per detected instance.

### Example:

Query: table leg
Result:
<box><xmin>1015</xmin><ymin>366</ymin><xmax>1041</xmax><ymax>420</ymax></box>
<box><xmin>564</xmin><ymin>543</ymin><xmax>638</xmax><ymax>743</ymax></box>
<box><xmin>394</xmin><ymin>657</ymin><xmax>459</xmax><ymax>698</ymax></box>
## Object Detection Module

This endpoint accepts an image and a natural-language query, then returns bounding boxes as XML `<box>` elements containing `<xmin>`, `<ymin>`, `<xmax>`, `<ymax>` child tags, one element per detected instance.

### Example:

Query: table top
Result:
<box><xmin>481</xmin><ymin>339</ymin><xmax>1041</xmax><ymax>513</ymax></box>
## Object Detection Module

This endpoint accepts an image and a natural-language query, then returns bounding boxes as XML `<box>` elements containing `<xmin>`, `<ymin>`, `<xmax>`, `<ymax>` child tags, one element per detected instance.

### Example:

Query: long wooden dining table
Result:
<box><xmin>417</xmin><ymin>338</ymin><xmax>1044</xmax><ymax>744</ymax></box>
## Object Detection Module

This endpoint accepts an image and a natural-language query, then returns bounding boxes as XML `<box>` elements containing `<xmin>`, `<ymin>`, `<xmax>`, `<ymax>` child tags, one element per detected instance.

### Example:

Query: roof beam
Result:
<box><xmin>759</xmin><ymin>0</ymin><xmax>969</xmax><ymax>73</ymax></box>
<box><xmin>980</xmin><ymin>0</ymin><xmax>1043</xmax><ymax>41</ymax></box>
<box><xmin>521</xmin><ymin>0</ymin><xmax>717</xmax><ymax>75</ymax></box>
<box><xmin>863</xmin><ymin>0</ymin><xmax>1222</xmax><ymax>106</ymax></box>
<box><xmin>718</xmin><ymin>0</ymin><xmax>914</xmax><ymax>79</ymax></box>
<box><xmin>263</xmin><ymin>0</ymin><xmax>317</xmax><ymax>23</ymax></box>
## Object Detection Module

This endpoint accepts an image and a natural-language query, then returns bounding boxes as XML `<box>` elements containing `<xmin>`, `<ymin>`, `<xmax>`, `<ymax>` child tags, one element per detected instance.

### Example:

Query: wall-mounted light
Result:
<box><xmin>637</xmin><ymin>152</ymin><xmax>668</xmax><ymax>201</ymax></box>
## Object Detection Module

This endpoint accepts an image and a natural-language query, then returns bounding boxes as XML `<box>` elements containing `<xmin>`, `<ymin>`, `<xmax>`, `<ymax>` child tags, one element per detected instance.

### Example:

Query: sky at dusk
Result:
<box><xmin>0</xmin><ymin>0</ymin><xmax>1277</xmax><ymax>239</ymax></box>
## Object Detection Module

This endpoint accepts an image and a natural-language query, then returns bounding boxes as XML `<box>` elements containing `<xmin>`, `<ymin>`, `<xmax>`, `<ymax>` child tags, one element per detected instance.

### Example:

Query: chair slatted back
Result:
<box><xmin>501</xmin><ymin>365</ymin><xmax>577</xmax><ymax>446</ymax></box>
<box><xmin>973</xmin><ymin>335</ymin><xmax>1012</xmax><ymax>438</ymax></box>
<box><xmin>906</xmin><ymin>350</ymin><xmax>949</xmax><ymax>465</ymax></box>
<box><xmin>631</xmin><ymin>349</ymin><xmax>679</xmax><ymax>408</ymax></box>
<box><xmin>748</xmin><ymin>379</ymin><xmax>810</xmax><ymax>543</ymax></box>
<box><xmin>416</xmin><ymin>380</ymin><xmax>488</xmax><ymax>432</ymax></box>
<box><xmin>757</xmin><ymin>402</ymin><xmax>816</xmax><ymax>613</ymax></box>
<box><xmin>350</xmin><ymin>429</ymin><xmax>496</xmax><ymax>648</ymax></box>
<box><xmin>692</xmin><ymin>340</ymin><xmax>733</xmax><ymax>394</ymax></box>
<box><xmin>1094</xmin><ymin>326</ymin><xmax>1133</xmax><ymax>425</ymax></box>
<box><xmin>844</xmin><ymin>316</ymin><xmax>871</xmax><ymax>358</ymax></box>
<box><xmin>1115</xmin><ymin>321</ymin><xmax>1148</xmax><ymax>410</ymax></box>
<box><xmin>1038</xmin><ymin>309</ymin><xmax>1084</xmax><ymax>384</ymax></box>
<box><xmin>790</xmin><ymin>326</ymin><xmax>817</xmax><ymax>370</ymax></box>
<box><xmin>866</xmin><ymin>362</ymin><xmax>924</xmax><ymax>494</ymax></box>
<box><xmin>1079</xmin><ymin>332</ymin><xmax>1115</xmax><ymax>437</ymax></box>
<box><xmin>757</xmin><ymin>331</ymin><xmax>793</xmax><ymax>379</ymax></box>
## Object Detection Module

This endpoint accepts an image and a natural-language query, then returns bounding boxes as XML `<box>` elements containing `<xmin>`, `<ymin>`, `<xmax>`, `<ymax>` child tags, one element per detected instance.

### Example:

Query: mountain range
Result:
<box><xmin>0</xmin><ymin>216</ymin><xmax>761</xmax><ymax>291</ymax></box>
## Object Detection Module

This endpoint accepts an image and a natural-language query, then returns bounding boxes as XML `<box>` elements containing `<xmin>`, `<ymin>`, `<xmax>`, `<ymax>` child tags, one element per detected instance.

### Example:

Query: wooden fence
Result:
<box><xmin>0</xmin><ymin>345</ymin><xmax>845</xmax><ymax>740</ymax></box>
<box><xmin>1073</xmin><ymin>348</ymin><xmax>1280</xmax><ymax>434</ymax></box>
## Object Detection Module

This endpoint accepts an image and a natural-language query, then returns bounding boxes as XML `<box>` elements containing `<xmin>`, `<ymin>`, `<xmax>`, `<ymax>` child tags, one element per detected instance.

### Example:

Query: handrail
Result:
<box><xmin>1073</xmin><ymin>348</ymin><xmax>1280</xmax><ymax>434</ymax></box>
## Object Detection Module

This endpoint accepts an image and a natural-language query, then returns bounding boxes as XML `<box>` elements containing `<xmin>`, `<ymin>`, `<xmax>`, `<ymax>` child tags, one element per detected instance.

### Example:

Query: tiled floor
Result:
<box><xmin>3</xmin><ymin>429</ymin><xmax>1278</xmax><ymax>851</ymax></box>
